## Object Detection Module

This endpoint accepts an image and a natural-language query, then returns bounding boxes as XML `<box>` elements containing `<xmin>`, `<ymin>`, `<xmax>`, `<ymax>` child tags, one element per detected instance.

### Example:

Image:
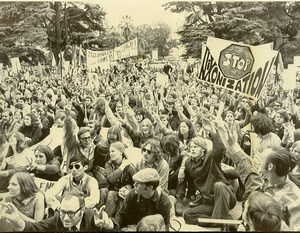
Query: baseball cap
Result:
<box><xmin>133</xmin><ymin>168</ymin><xmax>160</xmax><ymax>183</ymax></box>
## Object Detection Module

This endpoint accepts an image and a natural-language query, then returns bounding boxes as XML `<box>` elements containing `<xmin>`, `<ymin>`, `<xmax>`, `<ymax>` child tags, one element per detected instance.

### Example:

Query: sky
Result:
<box><xmin>95</xmin><ymin>0</ymin><xmax>185</xmax><ymax>37</ymax></box>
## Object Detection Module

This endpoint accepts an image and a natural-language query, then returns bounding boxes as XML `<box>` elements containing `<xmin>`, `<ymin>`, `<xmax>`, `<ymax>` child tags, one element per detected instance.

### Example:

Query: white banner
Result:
<box><xmin>86</xmin><ymin>37</ymin><xmax>138</xmax><ymax>71</ymax></box>
<box><xmin>152</xmin><ymin>49</ymin><xmax>158</xmax><ymax>61</ymax></box>
<box><xmin>34</xmin><ymin>177</ymin><xmax>56</xmax><ymax>193</ymax></box>
<box><xmin>199</xmin><ymin>37</ymin><xmax>279</xmax><ymax>99</ymax></box>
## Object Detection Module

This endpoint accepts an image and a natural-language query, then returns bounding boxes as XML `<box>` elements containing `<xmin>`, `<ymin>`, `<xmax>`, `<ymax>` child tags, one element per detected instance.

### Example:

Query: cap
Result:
<box><xmin>77</xmin><ymin>127</ymin><xmax>90</xmax><ymax>138</ymax></box>
<box><xmin>132</xmin><ymin>168</ymin><xmax>160</xmax><ymax>183</ymax></box>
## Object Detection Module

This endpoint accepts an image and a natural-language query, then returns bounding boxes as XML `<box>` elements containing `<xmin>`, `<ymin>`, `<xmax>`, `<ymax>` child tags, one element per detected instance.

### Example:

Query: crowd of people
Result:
<box><xmin>0</xmin><ymin>59</ymin><xmax>300</xmax><ymax>232</ymax></box>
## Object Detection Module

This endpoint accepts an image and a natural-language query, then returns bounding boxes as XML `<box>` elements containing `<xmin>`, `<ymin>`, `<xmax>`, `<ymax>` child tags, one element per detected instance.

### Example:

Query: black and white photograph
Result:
<box><xmin>0</xmin><ymin>0</ymin><xmax>300</xmax><ymax>232</ymax></box>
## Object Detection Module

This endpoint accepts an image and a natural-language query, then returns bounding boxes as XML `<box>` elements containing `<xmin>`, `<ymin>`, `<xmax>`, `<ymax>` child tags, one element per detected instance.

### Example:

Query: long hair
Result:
<box><xmin>10</xmin><ymin>172</ymin><xmax>40</xmax><ymax>198</ymax></box>
<box><xmin>34</xmin><ymin>145</ymin><xmax>54</xmax><ymax>163</ymax></box>
<box><xmin>141</xmin><ymin>118</ymin><xmax>155</xmax><ymax>137</ymax></box>
<box><xmin>251</xmin><ymin>113</ymin><xmax>275</xmax><ymax>136</ymax></box>
<box><xmin>178</xmin><ymin>119</ymin><xmax>196</xmax><ymax>142</ymax></box>
<box><xmin>160</xmin><ymin>134</ymin><xmax>180</xmax><ymax>157</ymax></box>
<box><xmin>107</xmin><ymin>125</ymin><xmax>123</xmax><ymax>144</ymax></box>
<box><xmin>7</xmin><ymin>132</ymin><xmax>28</xmax><ymax>153</ymax></box>
<box><xmin>141</xmin><ymin>138</ymin><xmax>162</xmax><ymax>161</ymax></box>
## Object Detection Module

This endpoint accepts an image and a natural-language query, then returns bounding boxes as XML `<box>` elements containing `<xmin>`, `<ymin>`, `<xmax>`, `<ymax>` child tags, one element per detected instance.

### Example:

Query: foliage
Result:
<box><xmin>164</xmin><ymin>1</ymin><xmax>300</xmax><ymax>67</ymax></box>
<box><xmin>0</xmin><ymin>1</ymin><xmax>106</xmax><ymax>65</ymax></box>
<box><xmin>134</xmin><ymin>23</ymin><xmax>176</xmax><ymax>58</ymax></box>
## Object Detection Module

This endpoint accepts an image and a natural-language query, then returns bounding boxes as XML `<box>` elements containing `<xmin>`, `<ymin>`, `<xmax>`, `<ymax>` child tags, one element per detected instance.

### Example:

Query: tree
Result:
<box><xmin>134</xmin><ymin>23</ymin><xmax>175</xmax><ymax>59</ymax></box>
<box><xmin>118</xmin><ymin>15</ymin><xmax>134</xmax><ymax>42</ymax></box>
<box><xmin>164</xmin><ymin>1</ymin><xmax>300</xmax><ymax>67</ymax></box>
<box><xmin>0</xmin><ymin>1</ymin><xmax>106</xmax><ymax>65</ymax></box>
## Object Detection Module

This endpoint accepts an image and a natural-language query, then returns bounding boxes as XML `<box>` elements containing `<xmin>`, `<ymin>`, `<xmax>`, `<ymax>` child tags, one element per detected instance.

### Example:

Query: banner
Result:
<box><xmin>34</xmin><ymin>177</ymin><xmax>56</xmax><ymax>193</ymax></box>
<box><xmin>199</xmin><ymin>37</ymin><xmax>279</xmax><ymax>99</ymax></box>
<box><xmin>152</xmin><ymin>49</ymin><xmax>158</xmax><ymax>61</ymax></box>
<box><xmin>86</xmin><ymin>37</ymin><xmax>138</xmax><ymax>71</ymax></box>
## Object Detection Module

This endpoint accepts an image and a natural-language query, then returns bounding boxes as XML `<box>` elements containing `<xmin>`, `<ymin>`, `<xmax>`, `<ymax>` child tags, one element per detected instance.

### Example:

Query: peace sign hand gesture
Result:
<box><xmin>93</xmin><ymin>205</ymin><xmax>113</xmax><ymax>230</ymax></box>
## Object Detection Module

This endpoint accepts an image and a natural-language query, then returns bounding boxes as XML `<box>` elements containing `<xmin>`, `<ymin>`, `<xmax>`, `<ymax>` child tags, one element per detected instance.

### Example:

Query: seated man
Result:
<box><xmin>0</xmin><ymin>191</ymin><xmax>108</xmax><ymax>231</ymax></box>
<box><xmin>97</xmin><ymin>168</ymin><xmax>172</xmax><ymax>231</ymax></box>
<box><xmin>216</xmin><ymin>121</ymin><xmax>300</xmax><ymax>231</ymax></box>
<box><xmin>176</xmin><ymin>135</ymin><xmax>236</xmax><ymax>227</ymax></box>
<box><xmin>45</xmin><ymin>153</ymin><xmax>99</xmax><ymax>210</ymax></box>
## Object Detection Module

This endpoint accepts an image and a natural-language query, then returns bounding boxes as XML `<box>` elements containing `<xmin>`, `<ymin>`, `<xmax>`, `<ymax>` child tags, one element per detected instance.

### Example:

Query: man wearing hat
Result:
<box><xmin>97</xmin><ymin>168</ymin><xmax>172</xmax><ymax>231</ymax></box>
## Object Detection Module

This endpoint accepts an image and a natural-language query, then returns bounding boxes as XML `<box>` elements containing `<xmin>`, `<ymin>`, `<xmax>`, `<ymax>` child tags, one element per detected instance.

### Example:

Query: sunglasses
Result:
<box><xmin>142</xmin><ymin>147</ymin><xmax>152</xmax><ymax>155</ymax></box>
<box><xmin>60</xmin><ymin>206</ymin><xmax>83</xmax><ymax>219</ymax></box>
<box><xmin>69</xmin><ymin>164</ymin><xmax>82</xmax><ymax>170</ymax></box>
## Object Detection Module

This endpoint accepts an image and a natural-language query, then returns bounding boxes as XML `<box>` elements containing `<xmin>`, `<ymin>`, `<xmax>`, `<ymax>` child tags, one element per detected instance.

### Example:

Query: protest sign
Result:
<box><xmin>156</xmin><ymin>72</ymin><xmax>169</xmax><ymax>87</ymax></box>
<box><xmin>86</xmin><ymin>37</ymin><xmax>138</xmax><ymax>71</ymax></box>
<box><xmin>124</xmin><ymin>147</ymin><xmax>142</xmax><ymax>168</ymax></box>
<box><xmin>10</xmin><ymin>57</ymin><xmax>21</xmax><ymax>74</ymax></box>
<box><xmin>199</xmin><ymin>37</ymin><xmax>279</xmax><ymax>99</ymax></box>
<box><xmin>34</xmin><ymin>177</ymin><xmax>56</xmax><ymax>193</ymax></box>
<box><xmin>152</xmin><ymin>49</ymin><xmax>158</xmax><ymax>61</ymax></box>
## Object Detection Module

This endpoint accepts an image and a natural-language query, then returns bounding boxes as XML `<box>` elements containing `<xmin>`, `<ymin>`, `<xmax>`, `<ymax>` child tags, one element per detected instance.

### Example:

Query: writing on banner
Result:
<box><xmin>86</xmin><ymin>37</ymin><xmax>138</xmax><ymax>71</ymax></box>
<box><xmin>34</xmin><ymin>177</ymin><xmax>56</xmax><ymax>193</ymax></box>
<box><xmin>199</xmin><ymin>38</ymin><xmax>278</xmax><ymax>99</ymax></box>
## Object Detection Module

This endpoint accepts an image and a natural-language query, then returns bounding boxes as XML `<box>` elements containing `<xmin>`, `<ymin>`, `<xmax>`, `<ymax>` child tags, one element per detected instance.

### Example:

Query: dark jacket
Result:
<box><xmin>18</xmin><ymin>125</ymin><xmax>42</xmax><ymax>147</ymax></box>
<box><xmin>112</xmin><ymin>187</ymin><xmax>171</xmax><ymax>230</ymax></box>
<box><xmin>24</xmin><ymin>209</ymin><xmax>104</xmax><ymax>232</ymax></box>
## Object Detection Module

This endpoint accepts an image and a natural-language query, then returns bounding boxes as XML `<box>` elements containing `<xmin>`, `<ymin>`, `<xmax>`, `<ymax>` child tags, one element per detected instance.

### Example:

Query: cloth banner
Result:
<box><xmin>86</xmin><ymin>37</ymin><xmax>138</xmax><ymax>71</ymax></box>
<box><xmin>199</xmin><ymin>37</ymin><xmax>279</xmax><ymax>99</ymax></box>
<box><xmin>34</xmin><ymin>177</ymin><xmax>56</xmax><ymax>193</ymax></box>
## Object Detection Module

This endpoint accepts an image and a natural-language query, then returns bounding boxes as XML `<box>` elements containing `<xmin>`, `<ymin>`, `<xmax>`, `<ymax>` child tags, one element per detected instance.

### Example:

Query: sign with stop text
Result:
<box><xmin>199</xmin><ymin>37</ymin><xmax>279</xmax><ymax>99</ymax></box>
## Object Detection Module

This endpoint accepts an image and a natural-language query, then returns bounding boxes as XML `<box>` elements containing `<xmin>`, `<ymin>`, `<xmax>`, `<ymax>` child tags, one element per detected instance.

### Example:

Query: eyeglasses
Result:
<box><xmin>69</xmin><ymin>164</ymin><xmax>82</xmax><ymax>170</ymax></box>
<box><xmin>142</xmin><ymin>147</ymin><xmax>152</xmax><ymax>155</ymax></box>
<box><xmin>79</xmin><ymin>136</ymin><xmax>91</xmax><ymax>141</ymax></box>
<box><xmin>60</xmin><ymin>206</ymin><xmax>83</xmax><ymax>219</ymax></box>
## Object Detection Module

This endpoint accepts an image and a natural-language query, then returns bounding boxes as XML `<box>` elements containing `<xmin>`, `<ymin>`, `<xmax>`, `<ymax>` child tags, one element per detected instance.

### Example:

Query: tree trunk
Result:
<box><xmin>54</xmin><ymin>2</ymin><xmax>62</xmax><ymax>66</ymax></box>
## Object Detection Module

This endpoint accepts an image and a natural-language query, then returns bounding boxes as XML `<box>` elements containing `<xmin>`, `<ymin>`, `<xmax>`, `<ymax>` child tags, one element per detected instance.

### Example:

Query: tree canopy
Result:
<box><xmin>0</xmin><ymin>1</ymin><xmax>106</xmax><ymax>66</ymax></box>
<box><xmin>164</xmin><ymin>1</ymin><xmax>300</xmax><ymax>67</ymax></box>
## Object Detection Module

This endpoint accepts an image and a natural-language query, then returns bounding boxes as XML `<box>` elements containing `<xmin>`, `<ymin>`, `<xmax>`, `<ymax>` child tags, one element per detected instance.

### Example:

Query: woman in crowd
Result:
<box><xmin>1</xmin><ymin>172</ymin><xmax>45</xmax><ymax>224</ymax></box>
<box><xmin>27</xmin><ymin>145</ymin><xmax>61</xmax><ymax>181</ymax></box>
<box><xmin>0</xmin><ymin>132</ymin><xmax>34</xmax><ymax>191</ymax></box>
<box><xmin>13</xmin><ymin>109</ymin><xmax>23</xmax><ymax>130</ymax></box>
<box><xmin>101</xmin><ymin>141</ymin><xmax>136</xmax><ymax>217</ymax></box>
<box><xmin>18</xmin><ymin>113</ymin><xmax>42</xmax><ymax>147</ymax></box>
<box><xmin>121</xmin><ymin>118</ymin><xmax>157</xmax><ymax>148</ymax></box>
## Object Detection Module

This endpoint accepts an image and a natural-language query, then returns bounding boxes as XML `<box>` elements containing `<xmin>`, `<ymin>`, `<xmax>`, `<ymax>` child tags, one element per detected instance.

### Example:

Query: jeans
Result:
<box><xmin>183</xmin><ymin>181</ymin><xmax>236</xmax><ymax>226</ymax></box>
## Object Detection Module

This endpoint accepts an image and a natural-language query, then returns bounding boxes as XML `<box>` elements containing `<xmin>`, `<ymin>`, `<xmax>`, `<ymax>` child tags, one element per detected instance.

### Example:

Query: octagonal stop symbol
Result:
<box><xmin>219</xmin><ymin>44</ymin><xmax>254</xmax><ymax>80</ymax></box>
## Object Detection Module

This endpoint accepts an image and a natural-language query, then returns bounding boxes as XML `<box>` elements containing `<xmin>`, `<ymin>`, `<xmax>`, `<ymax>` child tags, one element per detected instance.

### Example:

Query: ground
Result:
<box><xmin>171</xmin><ymin>198</ymin><xmax>243</xmax><ymax>232</ymax></box>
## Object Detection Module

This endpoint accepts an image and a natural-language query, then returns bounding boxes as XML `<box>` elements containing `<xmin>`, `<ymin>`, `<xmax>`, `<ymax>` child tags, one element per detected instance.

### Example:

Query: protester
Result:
<box><xmin>242</xmin><ymin>191</ymin><xmax>282</xmax><ymax>231</ymax></box>
<box><xmin>18</xmin><ymin>113</ymin><xmax>43</xmax><ymax>147</ymax></box>
<box><xmin>27</xmin><ymin>145</ymin><xmax>61</xmax><ymax>181</ymax></box>
<box><xmin>96</xmin><ymin>168</ymin><xmax>172</xmax><ymax>231</ymax></box>
<box><xmin>136</xmin><ymin>214</ymin><xmax>166</xmax><ymax>231</ymax></box>
<box><xmin>0</xmin><ymin>172</ymin><xmax>45</xmax><ymax>231</ymax></box>
<box><xmin>100</xmin><ymin>141</ymin><xmax>136</xmax><ymax>217</ymax></box>
<box><xmin>216</xmin><ymin>120</ymin><xmax>300</xmax><ymax>231</ymax></box>
<box><xmin>45</xmin><ymin>153</ymin><xmax>99</xmax><ymax>211</ymax></box>
<box><xmin>0</xmin><ymin>191</ymin><xmax>108</xmax><ymax>231</ymax></box>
